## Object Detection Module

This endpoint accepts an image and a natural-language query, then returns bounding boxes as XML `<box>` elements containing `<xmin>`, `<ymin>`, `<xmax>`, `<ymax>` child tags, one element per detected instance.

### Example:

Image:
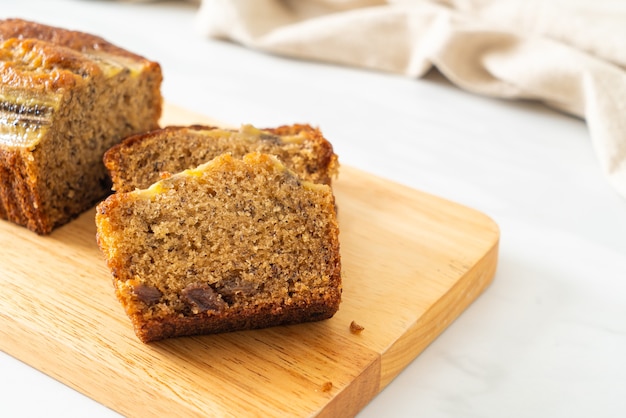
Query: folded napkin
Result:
<box><xmin>195</xmin><ymin>0</ymin><xmax>626</xmax><ymax>198</ymax></box>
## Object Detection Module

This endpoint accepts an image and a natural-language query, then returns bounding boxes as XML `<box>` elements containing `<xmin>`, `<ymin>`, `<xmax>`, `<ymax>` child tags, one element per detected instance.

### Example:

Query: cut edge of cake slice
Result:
<box><xmin>96</xmin><ymin>152</ymin><xmax>341</xmax><ymax>342</ymax></box>
<box><xmin>102</xmin><ymin>123</ymin><xmax>339</xmax><ymax>193</ymax></box>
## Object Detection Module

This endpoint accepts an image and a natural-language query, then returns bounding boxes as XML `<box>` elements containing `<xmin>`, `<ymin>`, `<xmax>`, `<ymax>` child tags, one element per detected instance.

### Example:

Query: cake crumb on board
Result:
<box><xmin>350</xmin><ymin>320</ymin><xmax>364</xmax><ymax>334</ymax></box>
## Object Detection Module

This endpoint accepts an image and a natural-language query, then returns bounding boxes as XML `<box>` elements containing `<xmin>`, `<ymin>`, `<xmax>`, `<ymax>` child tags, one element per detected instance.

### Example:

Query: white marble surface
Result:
<box><xmin>1</xmin><ymin>1</ymin><xmax>625</xmax><ymax>417</ymax></box>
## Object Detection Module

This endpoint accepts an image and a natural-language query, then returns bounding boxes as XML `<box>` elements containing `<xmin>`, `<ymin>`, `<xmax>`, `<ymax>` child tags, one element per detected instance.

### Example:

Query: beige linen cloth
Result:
<box><xmin>195</xmin><ymin>0</ymin><xmax>626</xmax><ymax>198</ymax></box>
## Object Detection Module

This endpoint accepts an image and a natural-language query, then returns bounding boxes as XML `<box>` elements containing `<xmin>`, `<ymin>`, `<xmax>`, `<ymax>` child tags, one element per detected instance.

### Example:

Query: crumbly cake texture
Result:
<box><xmin>0</xmin><ymin>19</ymin><xmax>162</xmax><ymax>234</ymax></box>
<box><xmin>96</xmin><ymin>153</ymin><xmax>342</xmax><ymax>343</ymax></box>
<box><xmin>103</xmin><ymin>124</ymin><xmax>339</xmax><ymax>193</ymax></box>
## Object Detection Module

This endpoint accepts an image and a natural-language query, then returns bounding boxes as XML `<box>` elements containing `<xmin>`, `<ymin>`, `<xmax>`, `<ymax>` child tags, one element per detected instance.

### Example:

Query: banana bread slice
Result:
<box><xmin>0</xmin><ymin>19</ymin><xmax>162</xmax><ymax>234</ymax></box>
<box><xmin>96</xmin><ymin>153</ymin><xmax>341</xmax><ymax>342</ymax></box>
<box><xmin>103</xmin><ymin>124</ymin><xmax>339</xmax><ymax>192</ymax></box>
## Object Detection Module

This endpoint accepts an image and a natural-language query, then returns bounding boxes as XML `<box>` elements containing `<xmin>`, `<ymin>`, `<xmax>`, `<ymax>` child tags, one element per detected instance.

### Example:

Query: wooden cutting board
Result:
<box><xmin>0</xmin><ymin>104</ymin><xmax>499</xmax><ymax>417</ymax></box>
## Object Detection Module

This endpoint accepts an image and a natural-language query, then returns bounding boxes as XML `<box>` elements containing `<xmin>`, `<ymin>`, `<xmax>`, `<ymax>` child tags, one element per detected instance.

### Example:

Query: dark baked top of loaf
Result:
<box><xmin>0</xmin><ymin>18</ymin><xmax>148</xmax><ymax>61</ymax></box>
<box><xmin>96</xmin><ymin>152</ymin><xmax>341</xmax><ymax>342</ymax></box>
<box><xmin>0</xmin><ymin>18</ymin><xmax>161</xmax><ymax>93</ymax></box>
<box><xmin>1</xmin><ymin>37</ymin><xmax>109</xmax><ymax>92</ymax></box>
<box><xmin>104</xmin><ymin>124</ymin><xmax>339</xmax><ymax>192</ymax></box>
<box><xmin>0</xmin><ymin>19</ymin><xmax>162</xmax><ymax>149</ymax></box>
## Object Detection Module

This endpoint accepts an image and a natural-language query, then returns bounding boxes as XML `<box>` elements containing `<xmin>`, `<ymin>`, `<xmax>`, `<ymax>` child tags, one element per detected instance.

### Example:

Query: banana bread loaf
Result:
<box><xmin>103</xmin><ymin>124</ymin><xmax>339</xmax><ymax>192</ymax></box>
<box><xmin>0</xmin><ymin>19</ymin><xmax>162</xmax><ymax>234</ymax></box>
<box><xmin>96</xmin><ymin>153</ymin><xmax>342</xmax><ymax>342</ymax></box>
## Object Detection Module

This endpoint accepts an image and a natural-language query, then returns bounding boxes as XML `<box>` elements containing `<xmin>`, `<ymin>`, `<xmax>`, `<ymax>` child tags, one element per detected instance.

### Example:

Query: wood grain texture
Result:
<box><xmin>0</xmin><ymin>104</ymin><xmax>499</xmax><ymax>417</ymax></box>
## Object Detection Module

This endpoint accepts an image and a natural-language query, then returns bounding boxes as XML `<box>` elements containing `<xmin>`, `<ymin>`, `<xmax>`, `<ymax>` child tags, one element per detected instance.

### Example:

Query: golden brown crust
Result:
<box><xmin>0</xmin><ymin>18</ymin><xmax>162</xmax><ymax>93</ymax></box>
<box><xmin>0</xmin><ymin>38</ymin><xmax>99</xmax><ymax>91</ymax></box>
<box><xmin>134</xmin><ymin>298</ymin><xmax>339</xmax><ymax>343</ymax></box>
<box><xmin>0</xmin><ymin>17</ymin><xmax>162</xmax><ymax>104</ymax></box>
<box><xmin>267</xmin><ymin>123</ymin><xmax>339</xmax><ymax>182</ymax></box>
<box><xmin>0</xmin><ymin>148</ymin><xmax>50</xmax><ymax>233</ymax></box>
<box><xmin>0</xmin><ymin>18</ymin><xmax>147</xmax><ymax>61</ymax></box>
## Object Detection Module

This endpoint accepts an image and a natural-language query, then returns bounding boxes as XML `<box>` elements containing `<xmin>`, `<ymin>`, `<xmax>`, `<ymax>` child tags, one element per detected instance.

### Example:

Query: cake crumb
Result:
<box><xmin>95</xmin><ymin>152</ymin><xmax>342</xmax><ymax>342</ymax></box>
<box><xmin>350</xmin><ymin>320</ymin><xmax>364</xmax><ymax>334</ymax></box>
<box><xmin>321</xmin><ymin>381</ymin><xmax>333</xmax><ymax>392</ymax></box>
